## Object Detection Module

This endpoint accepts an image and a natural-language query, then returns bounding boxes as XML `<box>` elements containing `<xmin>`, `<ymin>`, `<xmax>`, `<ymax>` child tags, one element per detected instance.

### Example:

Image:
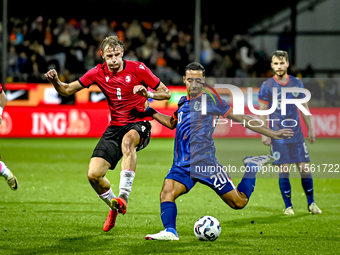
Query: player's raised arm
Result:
<box><xmin>301</xmin><ymin>102</ymin><xmax>316</xmax><ymax>144</ymax></box>
<box><xmin>0</xmin><ymin>90</ymin><xmax>6</xmax><ymax>125</ymax></box>
<box><xmin>45</xmin><ymin>69</ymin><xmax>84</xmax><ymax>97</ymax></box>
<box><xmin>227</xmin><ymin>110</ymin><xmax>294</xmax><ymax>139</ymax></box>
<box><xmin>146</xmin><ymin>107</ymin><xmax>177</xmax><ymax>130</ymax></box>
<box><xmin>134</xmin><ymin>82</ymin><xmax>171</xmax><ymax>100</ymax></box>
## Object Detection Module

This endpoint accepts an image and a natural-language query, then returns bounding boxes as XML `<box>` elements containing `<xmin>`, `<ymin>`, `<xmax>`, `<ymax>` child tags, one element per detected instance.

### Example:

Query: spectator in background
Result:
<box><xmin>165</xmin><ymin>40</ymin><xmax>181</xmax><ymax>72</ymax></box>
<box><xmin>125</xmin><ymin>20</ymin><xmax>145</xmax><ymax>50</ymax></box>
<box><xmin>8</xmin><ymin>46</ymin><xmax>19</xmax><ymax>79</ymax></box>
<box><xmin>303</xmin><ymin>64</ymin><xmax>315</xmax><ymax>78</ymax></box>
<box><xmin>124</xmin><ymin>51</ymin><xmax>139</xmax><ymax>62</ymax></box>
<box><xmin>84</xmin><ymin>45</ymin><xmax>96</xmax><ymax>70</ymax></box>
<box><xmin>200</xmin><ymin>34</ymin><xmax>214</xmax><ymax>75</ymax></box>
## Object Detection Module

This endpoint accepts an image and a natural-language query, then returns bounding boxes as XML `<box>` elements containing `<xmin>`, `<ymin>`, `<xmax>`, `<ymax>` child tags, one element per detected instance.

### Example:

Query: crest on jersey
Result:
<box><xmin>105</xmin><ymin>76</ymin><xmax>109</xmax><ymax>82</ymax></box>
<box><xmin>292</xmin><ymin>89</ymin><xmax>299</xmax><ymax>97</ymax></box>
<box><xmin>125</xmin><ymin>75</ymin><xmax>131</xmax><ymax>83</ymax></box>
<box><xmin>194</xmin><ymin>101</ymin><xmax>202</xmax><ymax>111</ymax></box>
<box><xmin>139</xmin><ymin>64</ymin><xmax>145</xmax><ymax>70</ymax></box>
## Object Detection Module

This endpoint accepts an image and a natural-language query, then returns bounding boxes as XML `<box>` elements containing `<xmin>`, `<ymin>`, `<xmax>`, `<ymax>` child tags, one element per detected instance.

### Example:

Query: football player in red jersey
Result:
<box><xmin>0</xmin><ymin>85</ymin><xmax>18</xmax><ymax>190</ymax></box>
<box><xmin>45</xmin><ymin>36</ymin><xmax>171</xmax><ymax>231</ymax></box>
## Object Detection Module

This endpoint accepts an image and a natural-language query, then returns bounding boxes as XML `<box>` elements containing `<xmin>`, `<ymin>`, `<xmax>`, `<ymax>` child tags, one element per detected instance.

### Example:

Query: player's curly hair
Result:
<box><xmin>184</xmin><ymin>62</ymin><xmax>205</xmax><ymax>77</ymax></box>
<box><xmin>101</xmin><ymin>36</ymin><xmax>124</xmax><ymax>52</ymax></box>
<box><xmin>272</xmin><ymin>50</ymin><xmax>289</xmax><ymax>61</ymax></box>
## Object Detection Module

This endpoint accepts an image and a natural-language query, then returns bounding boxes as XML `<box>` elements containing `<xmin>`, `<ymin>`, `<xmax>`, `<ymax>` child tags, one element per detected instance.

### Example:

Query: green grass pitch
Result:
<box><xmin>0</xmin><ymin>138</ymin><xmax>339</xmax><ymax>254</ymax></box>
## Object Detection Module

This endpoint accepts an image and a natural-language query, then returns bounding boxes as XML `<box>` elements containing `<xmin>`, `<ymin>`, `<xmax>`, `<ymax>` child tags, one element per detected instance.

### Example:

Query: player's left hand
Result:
<box><xmin>0</xmin><ymin>115</ymin><xmax>2</xmax><ymax>125</ymax></box>
<box><xmin>133</xmin><ymin>85</ymin><xmax>148</xmax><ymax>98</ymax></box>
<box><xmin>274</xmin><ymin>129</ymin><xmax>294</xmax><ymax>139</ymax></box>
<box><xmin>308</xmin><ymin>129</ymin><xmax>316</xmax><ymax>144</ymax></box>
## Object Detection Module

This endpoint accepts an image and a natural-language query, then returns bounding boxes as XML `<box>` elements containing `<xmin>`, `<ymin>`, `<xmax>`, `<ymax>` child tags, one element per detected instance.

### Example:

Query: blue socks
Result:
<box><xmin>279</xmin><ymin>172</ymin><xmax>315</xmax><ymax>208</ymax></box>
<box><xmin>279</xmin><ymin>173</ymin><xmax>292</xmax><ymax>208</ymax></box>
<box><xmin>160</xmin><ymin>201</ymin><xmax>178</xmax><ymax>236</ymax></box>
<box><xmin>301</xmin><ymin>172</ymin><xmax>314</xmax><ymax>205</ymax></box>
<box><xmin>237</xmin><ymin>162</ymin><xmax>258</xmax><ymax>199</ymax></box>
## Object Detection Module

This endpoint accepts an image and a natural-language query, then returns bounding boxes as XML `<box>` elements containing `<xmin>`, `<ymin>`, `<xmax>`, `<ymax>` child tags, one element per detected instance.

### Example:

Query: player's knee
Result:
<box><xmin>160</xmin><ymin>188</ymin><xmax>177</xmax><ymax>202</ymax></box>
<box><xmin>122</xmin><ymin>135</ymin><xmax>138</xmax><ymax>156</ymax></box>
<box><xmin>87</xmin><ymin>167</ymin><xmax>100</xmax><ymax>183</ymax></box>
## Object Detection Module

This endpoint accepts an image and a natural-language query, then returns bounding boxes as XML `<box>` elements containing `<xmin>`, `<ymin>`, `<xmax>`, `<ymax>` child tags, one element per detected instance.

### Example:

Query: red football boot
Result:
<box><xmin>103</xmin><ymin>209</ymin><xmax>119</xmax><ymax>232</ymax></box>
<box><xmin>111</xmin><ymin>197</ymin><xmax>127</xmax><ymax>215</ymax></box>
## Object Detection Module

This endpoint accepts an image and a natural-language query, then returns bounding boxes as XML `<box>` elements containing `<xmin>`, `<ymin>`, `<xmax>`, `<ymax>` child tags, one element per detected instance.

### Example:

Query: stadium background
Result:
<box><xmin>1</xmin><ymin>0</ymin><xmax>340</xmax><ymax>254</ymax></box>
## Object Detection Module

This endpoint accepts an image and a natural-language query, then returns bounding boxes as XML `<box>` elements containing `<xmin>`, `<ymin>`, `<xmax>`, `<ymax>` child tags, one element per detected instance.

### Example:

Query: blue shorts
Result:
<box><xmin>165</xmin><ymin>158</ymin><xmax>236</xmax><ymax>196</ymax></box>
<box><xmin>271</xmin><ymin>139</ymin><xmax>310</xmax><ymax>165</ymax></box>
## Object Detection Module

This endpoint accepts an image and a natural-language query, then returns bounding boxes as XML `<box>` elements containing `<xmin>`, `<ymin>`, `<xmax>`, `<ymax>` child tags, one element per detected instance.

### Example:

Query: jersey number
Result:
<box><xmin>117</xmin><ymin>88</ymin><xmax>122</xmax><ymax>100</ymax></box>
<box><xmin>178</xmin><ymin>112</ymin><xmax>183</xmax><ymax>123</ymax></box>
<box><xmin>210</xmin><ymin>171</ymin><xmax>229</xmax><ymax>190</ymax></box>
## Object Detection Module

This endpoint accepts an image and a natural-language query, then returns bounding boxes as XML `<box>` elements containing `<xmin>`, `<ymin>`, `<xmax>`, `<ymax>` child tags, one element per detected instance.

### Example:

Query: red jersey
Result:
<box><xmin>79</xmin><ymin>60</ymin><xmax>160</xmax><ymax>126</ymax></box>
<box><xmin>0</xmin><ymin>84</ymin><xmax>2</xmax><ymax>93</ymax></box>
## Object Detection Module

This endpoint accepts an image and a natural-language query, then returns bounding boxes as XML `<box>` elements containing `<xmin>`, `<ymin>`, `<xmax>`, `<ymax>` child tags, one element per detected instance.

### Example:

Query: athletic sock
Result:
<box><xmin>160</xmin><ymin>201</ymin><xmax>178</xmax><ymax>236</ymax></box>
<box><xmin>0</xmin><ymin>161</ymin><xmax>10</xmax><ymax>179</ymax></box>
<box><xmin>279</xmin><ymin>173</ymin><xmax>292</xmax><ymax>208</ymax></box>
<box><xmin>119</xmin><ymin>169</ymin><xmax>135</xmax><ymax>203</ymax></box>
<box><xmin>98</xmin><ymin>187</ymin><xmax>116</xmax><ymax>208</ymax></box>
<box><xmin>301</xmin><ymin>172</ymin><xmax>314</xmax><ymax>205</ymax></box>
<box><xmin>237</xmin><ymin>162</ymin><xmax>258</xmax><ymax>199</ymax></box>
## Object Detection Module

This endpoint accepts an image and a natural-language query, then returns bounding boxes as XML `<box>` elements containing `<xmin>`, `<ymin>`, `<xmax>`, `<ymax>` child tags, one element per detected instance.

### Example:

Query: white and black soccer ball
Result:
<box><xmin>194</xmin><ymin>216</ymin><xmax>221</xmax><ymax>241</ymax></box>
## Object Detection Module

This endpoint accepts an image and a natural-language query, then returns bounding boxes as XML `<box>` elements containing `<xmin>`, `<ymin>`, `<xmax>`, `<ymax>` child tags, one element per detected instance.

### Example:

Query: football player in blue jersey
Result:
<box><xmin>259</xmin><ymin>50</ymin><xmax>321</xmax><ymax>215</ymax></box>
<box><xmin>144</xmin><ymin>62</ymin><xmax>294</xmax><ymax>240</ymax></box>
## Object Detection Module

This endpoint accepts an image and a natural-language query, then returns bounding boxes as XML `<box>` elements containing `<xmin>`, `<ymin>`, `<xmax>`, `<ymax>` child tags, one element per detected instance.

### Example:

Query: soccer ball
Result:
<box><xmin>194</xmin><ymin>216</ymin><xmax>221</xmax><ymax>241</ymax></box>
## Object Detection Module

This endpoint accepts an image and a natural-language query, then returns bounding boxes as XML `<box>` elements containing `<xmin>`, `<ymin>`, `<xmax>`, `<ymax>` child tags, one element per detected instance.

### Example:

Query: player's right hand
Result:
<box><xmin>44</xmin><ymin>69</ymin><xmax>59</xmax><ymax>82</ymax></box>
<box><xmin>274</xmin><ymin>129</ymin><xmax>294</xmax><ymax>140</ymax></box>
<box><xmin>262</xmin><ymin>135</ymin><xmax>271</xmax><ymax>146</ymax></box>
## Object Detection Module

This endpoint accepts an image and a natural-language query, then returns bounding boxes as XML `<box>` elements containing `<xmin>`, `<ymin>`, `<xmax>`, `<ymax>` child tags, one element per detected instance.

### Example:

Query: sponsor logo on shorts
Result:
<box><xmin>273</xmin><ymin>151</ymin><xmax>280</xmax><ymax>161</ymax></box>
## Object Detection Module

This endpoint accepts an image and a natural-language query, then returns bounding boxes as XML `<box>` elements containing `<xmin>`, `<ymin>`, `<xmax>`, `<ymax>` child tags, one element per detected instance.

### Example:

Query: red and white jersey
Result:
<box><xmin>0</xmin><ymin>83</ymin><xmax>2</xmax><ymax>93</ymax></box>
<box><xmin>79</xmin><ymin>60</ymin><xmax>160</xmax><ymax>126</ymax></box>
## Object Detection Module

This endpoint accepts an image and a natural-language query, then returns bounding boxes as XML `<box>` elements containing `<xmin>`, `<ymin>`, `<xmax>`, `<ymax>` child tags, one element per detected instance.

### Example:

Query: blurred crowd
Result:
<box><xmin>4</xmin><ymin>16</ymin><xmax>274</xmax><ymax>84</ymax></box>
<box><xmin>1</xmin><ymin>16</ymin><xmax>340</xmax><ymax>106</ymax></box>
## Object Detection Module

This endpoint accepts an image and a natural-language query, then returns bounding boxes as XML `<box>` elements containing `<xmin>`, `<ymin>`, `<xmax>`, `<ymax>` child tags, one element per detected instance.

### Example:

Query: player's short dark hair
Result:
<box><xmin>271</xmin><ymin>50</ymin><xmax>289</xmax><ymax>62</ymax></box>
<box><xmin>184</xmin><ymin>62</ymin><xmax>205</xmax><ymax>77</ymax></box>
<box><xmin>101</xmin><ymin>36</ymin><xmax>124</xmax><ymax>52</ymax></box>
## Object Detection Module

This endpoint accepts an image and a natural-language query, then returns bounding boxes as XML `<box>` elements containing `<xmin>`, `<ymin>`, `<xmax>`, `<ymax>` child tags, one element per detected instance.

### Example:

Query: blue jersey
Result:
<box><xmin>172</xmin><ymin>93</ymin><xmax>232</xmax><ymax>167</ymax></box>
<box><xmin>258</xmin><ymin>75</ymin><xmax>305</xmax><ymax>144</ymax></box>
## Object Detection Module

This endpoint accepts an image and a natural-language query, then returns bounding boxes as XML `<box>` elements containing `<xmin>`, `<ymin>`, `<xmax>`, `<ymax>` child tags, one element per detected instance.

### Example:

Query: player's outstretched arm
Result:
<box><xmin>301</xmin><ymin>102</ymin><xmax>316</xmax><ymax>144</ymax></box>
<box><xmin>134</xmin><ymin>82</ymin><xmax>171</xmax><ymax>100</ymax></box>
<box><xmin>146</xmin><ymin>108</ymin><xmax>177</xmax><ymax>130</ymax></box>
<box><xmin>0</xmin><ymin>90</ymin><xmax>6</xmax><ymax>125</ymax></box>
<box><xmin>45</xmin><ymin>69</ymin><xmax>84</xmax><ymax>97</ymax></box>
<box><xmin>227</xmin><ymin>111</ymin><xmax>294</xmax><ymax>139</ymax></box>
